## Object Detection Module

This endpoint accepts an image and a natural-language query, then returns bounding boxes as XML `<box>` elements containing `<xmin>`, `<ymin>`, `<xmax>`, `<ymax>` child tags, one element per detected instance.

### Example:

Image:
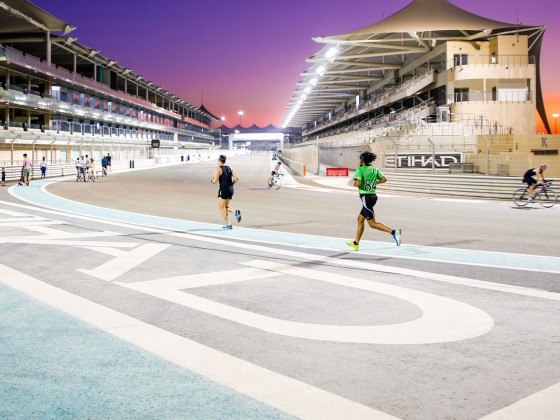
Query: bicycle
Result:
<box><xmin>86</xmin><ymin>169</ymin><xmax>96</xmax><ymax>182</ymax></box>
<box><xmin>267</xmin><ymin>173</ymin><xmax>283</xmax><ymax>190</ymax></box>
<box><xmin>513</xmin><ymin>181</ymin><xmax>557</xmax><ymax>208</ymax></box>
<box><xmin>76</xmin><ymin>168</ymin><xmax>86</xmax><ymax>182</ymax></box>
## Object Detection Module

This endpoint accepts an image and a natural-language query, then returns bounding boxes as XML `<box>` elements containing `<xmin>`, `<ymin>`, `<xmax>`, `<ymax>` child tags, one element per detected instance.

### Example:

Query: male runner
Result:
<box><xmin>346</xmin><ymin>151</ymin><xmax>401</xmax><ymax>251</ymax></box>
<box><xmin>211</xmin><ymin>155</ymin><xmax>242</xmax><ymax>229</ymax></box>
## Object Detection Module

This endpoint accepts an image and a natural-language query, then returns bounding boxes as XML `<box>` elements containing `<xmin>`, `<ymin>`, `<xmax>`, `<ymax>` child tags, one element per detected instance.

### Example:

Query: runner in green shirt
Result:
<box><xmin>346</xmin><ymin>151</ymin><xmax>402</xmax><ymax>251</ymax></box>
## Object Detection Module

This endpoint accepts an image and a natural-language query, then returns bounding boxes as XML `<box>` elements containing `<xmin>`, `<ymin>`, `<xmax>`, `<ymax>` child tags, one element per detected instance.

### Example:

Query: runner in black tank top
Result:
<box><xmin>218</xmin><ymin>165</ymin><xmax>234</xmax><ymax>199</ymax></box>
<box><xmin>210</xmin><ymin>155</ymin><xmax>242</xmax><ymax>229</ymax></box>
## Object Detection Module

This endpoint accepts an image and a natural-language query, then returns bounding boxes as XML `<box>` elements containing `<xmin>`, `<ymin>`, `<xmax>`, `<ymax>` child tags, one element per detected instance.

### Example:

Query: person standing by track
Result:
<box><xmin>346</xmin><ymin>151</ymin><xmax>401</xmax><ymax>251</ymax></box>
<box><xmin>211</xmin><ymin>155</ymin><xmax>241</xmax><ymax>229</ymax></box>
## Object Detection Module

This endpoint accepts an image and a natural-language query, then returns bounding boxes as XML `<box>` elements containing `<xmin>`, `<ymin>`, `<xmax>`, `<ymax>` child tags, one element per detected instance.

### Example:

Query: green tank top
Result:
<box><xmin>354</xmin><ymin>165</ymin><xmax>384</xmax><ymax>194</ymax></box>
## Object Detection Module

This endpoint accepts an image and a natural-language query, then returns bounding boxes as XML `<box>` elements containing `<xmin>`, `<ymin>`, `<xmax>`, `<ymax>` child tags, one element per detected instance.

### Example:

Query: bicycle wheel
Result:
<box><xmin>512</xmin><ymin>188</ymin><xmax>529</xmax><ymax>206</ymax></box>
<box><xmin>537</xmin><ymin>188</ymin><xmax>558</xmax><ymax>208</ymax></box>
<box><xmin>273</xmin><ymin>178</ymin><xmax>282</xmax><ymax>190</ymax></box>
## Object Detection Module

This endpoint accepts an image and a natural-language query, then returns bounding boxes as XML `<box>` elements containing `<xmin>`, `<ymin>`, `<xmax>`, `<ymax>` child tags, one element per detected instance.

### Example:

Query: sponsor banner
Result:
<box><xmin>384</xmin><ymin>153</ymin><xmax>462</xmax><ymax>168</ymax></box>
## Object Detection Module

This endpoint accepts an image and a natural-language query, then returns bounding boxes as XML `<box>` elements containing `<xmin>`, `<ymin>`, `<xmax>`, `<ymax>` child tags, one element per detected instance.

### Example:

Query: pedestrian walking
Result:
<box><xmin>1</xmin><ymin>166</ymin><xmax>5</xmax><ymax>186</ymax></box>
<box><xmin>346</xmin><ymin>151</ymin><xmax>401</xmax><ymax>251</ymax></box>
<box><xmin>210</xmin><ymin>154</ymin><xmax>241</xmax><ymax>229</ymax></box>
<box><xmin>40</xmin><ymin>157</ymin><xmax>47</xmax><ymax>179</ymax></box>
<box><xmin>21</xmin><ymin>153</ymin><xmax>32</xmax><ymax>186</ymax></box>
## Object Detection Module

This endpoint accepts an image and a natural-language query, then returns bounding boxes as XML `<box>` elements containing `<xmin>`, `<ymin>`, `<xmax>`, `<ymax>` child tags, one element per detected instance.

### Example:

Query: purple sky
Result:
<box><xmin>33</xmin><ymin>0</ymin><xmax>560</xmax><ymax>128</ymax></box>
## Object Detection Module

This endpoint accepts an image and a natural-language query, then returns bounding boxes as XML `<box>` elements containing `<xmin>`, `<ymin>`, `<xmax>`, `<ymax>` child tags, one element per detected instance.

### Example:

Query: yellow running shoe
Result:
<box><xmin>346</xmin><ymin>241</ymin><xmax>359</xmax><ymax>251</ymax></box>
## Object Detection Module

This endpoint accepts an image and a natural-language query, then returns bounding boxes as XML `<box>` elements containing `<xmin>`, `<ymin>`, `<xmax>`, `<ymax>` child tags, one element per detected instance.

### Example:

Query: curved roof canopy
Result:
<box><xmin>0</xmin><ymin>0</ymin><xmax>75</xmax><ymax>34</ymax></box>
<box><xmin>283</xmin><ymin>0</ymin><xmax>548</xmax><ymax>131</ymax></box>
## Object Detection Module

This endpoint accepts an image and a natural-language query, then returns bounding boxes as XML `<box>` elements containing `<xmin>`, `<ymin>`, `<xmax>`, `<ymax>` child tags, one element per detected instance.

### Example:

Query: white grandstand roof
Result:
<box><xmin>283</xmin><ymin>0</ymin><xmax>548</xmax><ymax>132</ymax></box>
<box><xmin>0</xmin><ymin>0</ymin><xmax>75</xmax><ymax>34</ymax></box>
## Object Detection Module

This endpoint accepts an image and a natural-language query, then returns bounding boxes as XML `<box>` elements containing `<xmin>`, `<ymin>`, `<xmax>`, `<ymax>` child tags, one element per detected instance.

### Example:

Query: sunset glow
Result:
<box><xmin>33</xmin><ymin>0</ymin><xmax>560</xmax><ymax>131</ymax></box>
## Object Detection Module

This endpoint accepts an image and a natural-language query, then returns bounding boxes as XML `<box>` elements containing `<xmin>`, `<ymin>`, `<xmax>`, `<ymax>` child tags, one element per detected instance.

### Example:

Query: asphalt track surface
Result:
<box><xmin>1</xmin><ymin>153</ymin><xmax>559</xmax><ymax>420</ymax></box>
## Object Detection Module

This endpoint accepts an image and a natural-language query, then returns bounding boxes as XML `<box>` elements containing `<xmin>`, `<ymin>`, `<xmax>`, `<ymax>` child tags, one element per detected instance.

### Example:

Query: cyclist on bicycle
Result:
<box><xmin>89</xmin><ymin>158</ymin><xmax>97</xmax><ymax>182</ymax></box>
<box><xmin>268</xmin><ymin>161</ymin><xmax>282</xmax><ymax>187</ymax></box>
<box><xmin>523</xmin><ymin>163</ymin><xmax>548</xmax><ymax>201</ymax></box>
<box><xmin>79</xmin><ymin>156</ymin><xmax>87</xmax><ymax>180</ymax></box>
<box><xmin>101</xmin><ymin>156</ymin><xmax>108</xmax><ymax>176</ymax></box>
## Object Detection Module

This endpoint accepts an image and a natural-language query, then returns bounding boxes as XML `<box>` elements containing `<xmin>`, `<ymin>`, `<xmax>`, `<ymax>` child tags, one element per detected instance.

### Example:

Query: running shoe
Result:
<box><xmin>222</xmin><ymin>224</ymin><xmax>233</xmax><ymax>230</ymax></box>
<box><xmin>346</xmin><ymin>241</ymin><xmax>359</xmax><ymax>251</ymax></box>
<box><xmin>392</xmin><ymin>228</ymin><xmax>402</xmax><ymax>246</ymax></box>
<box><xmin>235</xmin><ymin>209</ymin><xmax>242</xmax><ymax>223</ymax></box>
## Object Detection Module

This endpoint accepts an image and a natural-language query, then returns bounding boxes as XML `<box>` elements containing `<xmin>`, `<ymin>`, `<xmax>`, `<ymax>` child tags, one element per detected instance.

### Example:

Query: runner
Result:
<box><xmin>346</xmin><ymin>151</ymin><xmax>401</xmax><ymax>251</ymax></box>
<box><xmin>210</xmin><ymin>155</ymin><xmax>241</xmax><ymax>229</ymax></box>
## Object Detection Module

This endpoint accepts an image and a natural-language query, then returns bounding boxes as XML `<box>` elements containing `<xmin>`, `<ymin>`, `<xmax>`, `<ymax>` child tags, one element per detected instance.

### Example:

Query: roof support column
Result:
<box><xmin>73</xmin><ymin>54</ymin><xmax>77</xmax><ymax>73</ymax></box>
<box><xmin>45</xmin><ymin>30</ymin><xmax>51</xmax><ymax>64</ymax></box>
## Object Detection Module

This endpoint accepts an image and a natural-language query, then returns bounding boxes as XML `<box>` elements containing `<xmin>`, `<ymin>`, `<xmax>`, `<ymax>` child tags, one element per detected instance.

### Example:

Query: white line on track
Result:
<box><xmin>480</xmin><ymin>381</ymin><xmax>560</xmax><ymax>419</ymax></box>
<box><xmin>0</xmin><ymin>264</ymin><xmax>399</xmax><ymax>420</ymax></box>
<box><xmin>1</xmin><ymin>199</ymin><xmax>559</xmax><ymax>302</ymax></box>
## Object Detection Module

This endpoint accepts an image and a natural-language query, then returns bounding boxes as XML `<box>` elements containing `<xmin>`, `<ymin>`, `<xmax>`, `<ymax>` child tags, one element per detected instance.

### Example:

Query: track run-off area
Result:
<box><xmin>1</xmin><ymin>153</ymin><xmax>559</xmax><ymax>419</ymax></box>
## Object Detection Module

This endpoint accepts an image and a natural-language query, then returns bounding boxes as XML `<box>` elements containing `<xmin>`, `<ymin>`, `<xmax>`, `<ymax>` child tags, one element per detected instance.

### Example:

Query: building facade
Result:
<box><xmin>282</xmin><ymin>0</ymin><xmax>557</xmax><ymax>176</ymax></box>
<box><xmin>0</xmin><ymin>0</ymin><xmax>219</xmax><ymax>165</ymax></box>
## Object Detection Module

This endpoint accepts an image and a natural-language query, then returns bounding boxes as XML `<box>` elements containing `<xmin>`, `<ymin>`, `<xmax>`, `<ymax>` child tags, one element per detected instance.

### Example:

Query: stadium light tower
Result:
<box><xmin>237</xmin><ymin>110</ymin><xmax>244</xmax><ymax>126</ymax></box>
<box><xmin>552</xmin><ymin>113</ymin><xmax>559</xmax><ymax>134</ymax></box>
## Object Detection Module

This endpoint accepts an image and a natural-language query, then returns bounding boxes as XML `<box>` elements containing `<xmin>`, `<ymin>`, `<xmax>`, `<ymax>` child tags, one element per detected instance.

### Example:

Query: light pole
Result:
<box><xmin>237</xmin><ymin>110</ymin><xmax>244</xmax><ymax>126</ymax></box>
<box><xmin>552</xmin><ymin>113</ymin><xmax>559</xmax><ymax>134</ymax></box>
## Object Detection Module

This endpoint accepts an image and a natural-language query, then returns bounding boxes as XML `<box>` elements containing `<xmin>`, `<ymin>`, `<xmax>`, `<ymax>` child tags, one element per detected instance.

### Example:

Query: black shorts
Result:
<box><xmin>524</xmin><ymin>177</ymin><xmax>537</xmax><ymax>187</ymax></box>
<box><xmin>271</xmin><ymin>170</ymin><xmax>277</xmax><ymax>176</ymax></box>
<box><xmin>219</xmin><ymin>186</ymin><xmax>234</xmax><ymax>200</ymax></box>
<box><xmin>359</xmin><ymin>194</ymin><xmax>378</xmax><ymax>220</ymax></box>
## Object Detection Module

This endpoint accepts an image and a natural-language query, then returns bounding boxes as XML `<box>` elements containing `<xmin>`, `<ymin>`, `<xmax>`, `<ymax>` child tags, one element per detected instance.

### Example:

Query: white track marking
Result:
<box><xmin>120</xmin><ymin>260</ymin><xmax>494</xmax><ymax>344</ymax></box>
<box><xmin>1</xmin><ymin>199</ymin><xmax>558</xmax><ymax>301</ymax></box>
<box><xmin>77</xmin><ymin>243</ymin><xmax>170</xmax><ymax>281</ymax></box>
<box><xmin>0</xmin><ymin>264</ymin><xmax>399</xmax><ymax>420</ymax></box>
<box><xmin>480</xmin><ymin>381</ymin><xmax>560</xmax><ymax>419</ymax></box>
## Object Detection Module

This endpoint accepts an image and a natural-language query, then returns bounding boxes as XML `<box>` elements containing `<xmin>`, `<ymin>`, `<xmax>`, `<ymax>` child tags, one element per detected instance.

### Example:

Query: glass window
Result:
<box><xmin>453</xmin><ymin>54</ymin><xmax>468</xmax><ymax>67</ymax></box>
<box><xmin>454</xmin><ymin>88</ymin><xmax>469</xmax><ymax>102</ymax></box>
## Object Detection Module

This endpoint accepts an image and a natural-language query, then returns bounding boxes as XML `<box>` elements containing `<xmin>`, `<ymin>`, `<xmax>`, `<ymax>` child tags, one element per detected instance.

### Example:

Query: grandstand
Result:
<box><xmin>282</xmin><ymin>0</ymin><xmax>559</xmax><ymax>177</ymax></box>
<box><xmin>0</xmin><ymin>0</ymin><xmax>220</xmax><ymax>167</ymax></box>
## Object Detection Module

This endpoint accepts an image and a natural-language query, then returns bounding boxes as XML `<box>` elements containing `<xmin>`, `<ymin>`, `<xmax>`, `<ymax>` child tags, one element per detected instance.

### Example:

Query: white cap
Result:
<box><xmin>540</xmin><ymin>163</ymin><xmax>548</xmax><ymax>167</ymax></box>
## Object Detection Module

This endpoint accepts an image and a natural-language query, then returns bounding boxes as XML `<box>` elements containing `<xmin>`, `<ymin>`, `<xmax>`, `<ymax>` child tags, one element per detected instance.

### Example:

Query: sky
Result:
<box><xmin>32</xmin><ymin>0</ymin><xmax>560</xmax><ymax>130</ymax></box>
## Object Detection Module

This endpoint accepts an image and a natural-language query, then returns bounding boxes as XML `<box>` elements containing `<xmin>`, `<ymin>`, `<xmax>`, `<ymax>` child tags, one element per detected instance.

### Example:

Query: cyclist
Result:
<box><xmin>268</xmin><ymin>161</ymin><xmax>282</xmax><ymax>187</ymax></box>
<box><xmin>101</xmin><ymin>156</ymin><xmax>109</xmax><ymax>176</ymax></box>
<box><xmin>89</xmin><ymin>158</ymin><xmax>97</xmax><ymax>182</ymax></box>
<box><xmin>523</xmin><ymin>163</ymin><xmax>548</xmax><ymax>201</ymax></box>
<box><xmin>79</xmin><ymin>155</ymin><xmax>87</xmax><ymax>181</ymax></box>
<box><xmin>346</xmin><ymin>151</ymin><xmax>401</xmax><ymax>251</ymax></box>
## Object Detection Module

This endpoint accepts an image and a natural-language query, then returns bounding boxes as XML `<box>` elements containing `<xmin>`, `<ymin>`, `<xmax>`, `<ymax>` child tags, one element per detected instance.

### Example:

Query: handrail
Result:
<box><xmin>448</xmin><ymin>91</ymin><xmax>532</xmax><ymax>104</ymax></box>
<box><xmin>447</xmin><ymin>54</ymin><xmax>535</xmax><ymax>69</ymax></box>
